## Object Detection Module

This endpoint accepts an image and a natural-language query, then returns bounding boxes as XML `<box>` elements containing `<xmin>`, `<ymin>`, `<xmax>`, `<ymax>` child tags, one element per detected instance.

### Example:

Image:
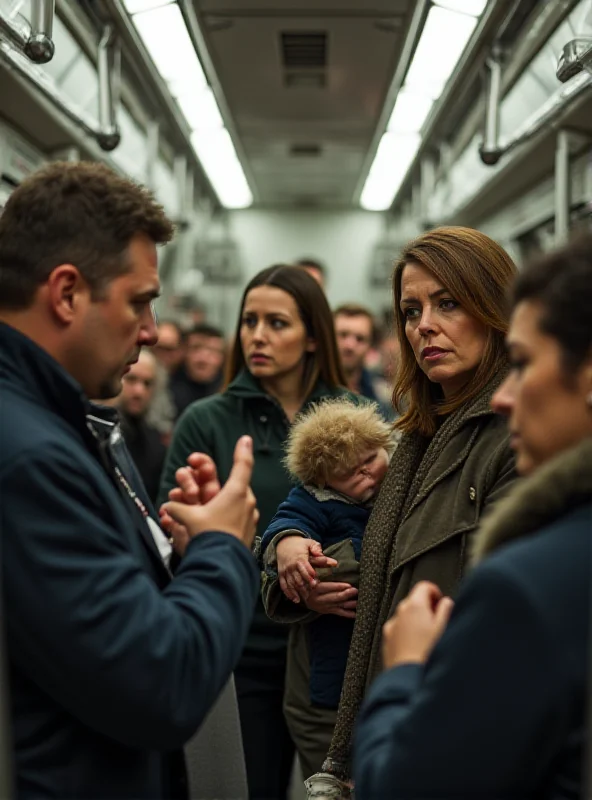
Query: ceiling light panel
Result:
<box><xmin>432</xmin><ymin>0</ymin><xmax>488</xmax><ymax>17</ymax></box>
<box><xmin>132</xmin><ymin>3</ymin><xmax>206</xmax><ymax>94</ymax></box>
<box><xmin>177</xmin><ymin>87</ymin><xmax>224</xmax><ymax>131</ymax></box>
<box><xmin>404</xmin><ymin>5</ymin><xmax>477</xmax><ymax>98</ymax></box>
<box><xmin>123</xmin><ymin>0</ymin><xmax>175</xmax><ymax>16</ymax></box>
<box><xmin>128</xmin><ymin>1</ymin><xmax>253</xmax><ymax>208</ymax></box>
<box><xmin>191</xmin><ymin>131</ymin><xmax>253</xmax><ymax>209</ymax></box>
<box><xmin>387</xmin><ymin>89</ymin><xmax>434</xmax><ymax>133</ymax></box>
<box><xmin>360</xmin><ymin>133</ymin><xmax>421</xmax><ymax>211</ymax></box>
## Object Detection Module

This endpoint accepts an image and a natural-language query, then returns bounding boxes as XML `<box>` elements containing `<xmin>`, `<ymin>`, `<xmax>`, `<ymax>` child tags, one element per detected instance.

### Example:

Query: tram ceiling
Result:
<box><xmin>190</xmin><ymin>0</ymin><xmax>415</xmax><ymax>209</ymax></box>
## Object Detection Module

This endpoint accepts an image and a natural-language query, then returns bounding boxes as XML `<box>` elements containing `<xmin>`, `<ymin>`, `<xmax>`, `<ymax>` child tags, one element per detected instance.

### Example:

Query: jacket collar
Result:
<box><xmin>0</xmin><ymin>322</ymin><xmax>93</xmax><ymax>439</ymax></box>
<box><xmin>473</xmin><ymin>437</ymin><xmax>592</xmax><ymax>563</ymax></box>
<box><xmin>225</xmin><ymin>368</ymin><xmax>338</xmax><ymax>405</ymax></box>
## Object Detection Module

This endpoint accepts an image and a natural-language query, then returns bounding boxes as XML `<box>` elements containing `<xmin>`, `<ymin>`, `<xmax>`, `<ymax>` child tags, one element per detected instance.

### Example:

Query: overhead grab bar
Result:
<box><xmin>478</xmin><ymin>46</ymin><xmax>503</xmax><ymax>165</ymax></box>
<box><xmin>556</xmin><ymin>37</ymin><xmax>592</xmax><ymax>82</ymax></box>
<box><xmin>0</xmin><ymin>0</ymin><xmax>55</xmax><ymax>64</ymax></box>
<box><xmin>479</xmin><ymin>53</ymin><xmax>592</xmax><ymax>167</ymax></box>
<box><xmin>97</xmin><ymin>25</ymin><xmax>121</xmax><ymax>151</ymax></box>
<box><xmin>0</xmin><ymin>22</ymin><xmax>121</xmax><ymax>152</ymax></box>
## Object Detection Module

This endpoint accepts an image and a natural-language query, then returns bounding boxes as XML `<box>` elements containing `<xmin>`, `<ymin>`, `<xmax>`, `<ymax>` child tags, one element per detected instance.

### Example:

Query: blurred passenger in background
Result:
<box><xmin>295</xmin><ymin>257</ymin><xmax>326</xmax><ymax>289</ymax></box>
<box><xmin>153</xmin><ymin>319</ymin><xmax>184</xmax><ymax>374</ymax></box>
<box><xmin>333</xmin><ymin>304</ymin><xmax>390</xmax><ymax>416</ymax></box>
<box><xmin>159</xmin><ymin>265</ymin><xmax>350</xmax><ymax>800</ymax></box>
<box><xmin>170</xmin><ymin>322</ymin><xmax>226</xmax><ymax>418</ymax></box>
<box><xmin>117</xmin><ymin>349</ymin><xmax>167</xmax><ymax>505</ymax></box>
<box><xmin>371</xmin><ymin>325</ymin><xmax>402</xmax><ymax>413</ymax></box>
<box><xmin>354</xmin><ymin>232</ymin><xmax>592</xmax><ymax>800</ymax></box>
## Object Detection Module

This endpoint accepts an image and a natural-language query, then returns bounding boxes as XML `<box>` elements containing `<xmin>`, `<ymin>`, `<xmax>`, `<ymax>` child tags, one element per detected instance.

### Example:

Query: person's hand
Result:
<box><xmin>276</xmin><ymin>536</ymin><xmax>338</xmax><ymax>603</ymax></box>
<box><xmin>168</xmin><ymin>453</ymin><xmax>221</xmax><ymax>505</ymax></box>
<box><xmin>160</xmin><ymin>454</ymin><xmax>223</xmax><ymax>555</ymax></box>
<box><xmin>382</xmin><ymin>581</ymin><xmax>454</xmax><ymax>670</ymax></box>
<box><xmin>304</xmin><ymin>581</ymin><xmax>358</xmax><ymax>619</ymax></box>
<box><xmin>160</xmin><ymin>436</ymin><xmax>259</xmax><ymax>551</ymax></box>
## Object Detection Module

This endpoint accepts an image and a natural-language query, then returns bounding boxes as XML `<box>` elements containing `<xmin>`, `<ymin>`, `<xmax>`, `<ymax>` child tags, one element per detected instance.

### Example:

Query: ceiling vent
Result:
<box><xmin>281</xmin><ymin>32</ymin><xmax>327</xmax><ymax>68</ymax></box>
<box><xmin>290</xmin><ymin>144</ymin><xmax>322</xmax><ymax>157</ymax></box>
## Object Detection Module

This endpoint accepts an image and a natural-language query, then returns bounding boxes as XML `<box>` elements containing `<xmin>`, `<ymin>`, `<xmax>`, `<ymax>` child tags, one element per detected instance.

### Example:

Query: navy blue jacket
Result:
<box><xmin>0</xmin><ymin>323</ymin><xmax>260</xmax><ymax>799</ymax></box>
<box><xmin>262</xmin><ymin>486</ymin><xmax>370</xmax><ymax>707</ymax></box>
<box><xmin>354</xmin><ymin>501</ymin><xmax>590</xmax><ymax>800</ymax></box>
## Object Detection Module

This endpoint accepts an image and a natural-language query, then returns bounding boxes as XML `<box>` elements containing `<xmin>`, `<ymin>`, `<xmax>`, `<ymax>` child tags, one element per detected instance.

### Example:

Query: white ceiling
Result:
<box><xmin>192</xmin><ymin>0</ymin><xmax>415</xmax><ymax>208</ymax></box>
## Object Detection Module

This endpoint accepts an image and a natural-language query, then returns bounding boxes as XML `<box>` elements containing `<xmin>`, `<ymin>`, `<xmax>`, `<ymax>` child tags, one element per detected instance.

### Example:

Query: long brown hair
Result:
<box><xmin>226</xmin><ymin>264</ymin><xmax>346</xmax><ymax>398</ymax></box>
<box><xmin>392</xmin><ymin>226</ymin><xmax>517</xmax><ymax>436</ymax></box>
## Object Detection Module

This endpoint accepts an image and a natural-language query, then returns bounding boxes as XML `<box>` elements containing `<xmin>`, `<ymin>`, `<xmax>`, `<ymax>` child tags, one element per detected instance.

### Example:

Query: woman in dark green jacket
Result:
<box><xmin>159</xmin><ymin>264</ymin><xmax>351</xmax><ymax>800</ymax></box>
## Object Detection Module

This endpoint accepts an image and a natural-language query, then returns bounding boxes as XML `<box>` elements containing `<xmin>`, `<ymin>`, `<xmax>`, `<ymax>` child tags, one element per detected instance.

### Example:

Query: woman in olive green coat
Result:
<box><xmin>159</xmin><ymin>264</ymin><xmax>353</xmax><ymax>800</ymax></box>
<box><xmin>271</xmin><ymin>227</ymin><xmax>519</xmax><ymax>794</ymax></box>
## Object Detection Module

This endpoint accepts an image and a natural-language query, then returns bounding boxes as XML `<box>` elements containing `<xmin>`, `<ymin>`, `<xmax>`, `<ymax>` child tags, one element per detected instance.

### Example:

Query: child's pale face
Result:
<box><xmin>327</xmin><ymin>447</ymin><xmax>390</xmax><ymax>503</ymax></box>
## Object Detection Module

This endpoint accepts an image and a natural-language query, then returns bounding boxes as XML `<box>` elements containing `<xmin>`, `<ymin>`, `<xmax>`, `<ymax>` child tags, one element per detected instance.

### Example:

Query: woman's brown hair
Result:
<box><xmin>226</xmin><ymin>264</ymin><xmax>346</xmax><ymax>398</ymax></box>
<box><xmin>392</xmin><ymin>226</ymin><xmax>517</xmax><ymax>437</ymax></box>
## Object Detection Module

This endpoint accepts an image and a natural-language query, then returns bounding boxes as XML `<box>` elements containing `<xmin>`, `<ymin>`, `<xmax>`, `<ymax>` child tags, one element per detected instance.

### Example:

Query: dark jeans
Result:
<box><xmin>235</xmin><ymin>669</ymin><xmax>295</xmax><ymax>800</ymax></box>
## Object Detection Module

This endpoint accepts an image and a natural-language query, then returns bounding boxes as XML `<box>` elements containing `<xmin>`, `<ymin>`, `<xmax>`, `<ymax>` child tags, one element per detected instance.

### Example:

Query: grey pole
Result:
<box><xmin>554</xmin><ymin>130</ymin><xmax>570</xmax><ymax>245</ymax></box>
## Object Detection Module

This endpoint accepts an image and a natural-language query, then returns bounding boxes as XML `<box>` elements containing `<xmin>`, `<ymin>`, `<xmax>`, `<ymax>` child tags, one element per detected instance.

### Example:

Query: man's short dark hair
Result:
<box><xmin>0</xmin><ymin>161</ymin><xmax>174</xmax><ymax>310</ymax></box>
<box><xmin>186</xmin><ymin>323</ymin><xmax>224</xmax><ymax>340</ymax></box>
<box><xmin>295</xmin><ymin>257</ymin><xmax>325</xmax><ymax>276</ymax></box>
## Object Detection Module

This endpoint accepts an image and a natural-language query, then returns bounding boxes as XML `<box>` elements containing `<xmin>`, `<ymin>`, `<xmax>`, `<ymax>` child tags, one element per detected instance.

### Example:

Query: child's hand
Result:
<box><xmin>276</xmin><ymin>536</ymin><xmax>338</xmax><ymax>603</ymax></box>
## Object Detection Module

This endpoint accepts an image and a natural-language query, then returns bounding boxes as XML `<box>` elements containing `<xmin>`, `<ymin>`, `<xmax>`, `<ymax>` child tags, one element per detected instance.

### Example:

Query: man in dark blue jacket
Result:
<box><xmin>0</xmin><ymin>161</ymin><xmax>260</xmax><ymax>799</ymax></box>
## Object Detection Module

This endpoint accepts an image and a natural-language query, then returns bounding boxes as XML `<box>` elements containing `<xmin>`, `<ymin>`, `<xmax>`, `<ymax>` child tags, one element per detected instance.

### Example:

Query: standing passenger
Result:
<box><xmin>159</xmin><ymin>265</ymin><xmax>352</xmax><ymax>800</ymax></box>
<box><xmin>274</xmin><ymin>227</ymin><xmax>519</xmax><ymax>792</ymax></box>
<box><xmin>0</xmin><ymin>161</ymin><xmax>260</xmax><ymax>799</ymax></box>
<box><xmin>354</xmin><ymin>232</ymin><xmax>592</xmax><ymax>800</ymax></box>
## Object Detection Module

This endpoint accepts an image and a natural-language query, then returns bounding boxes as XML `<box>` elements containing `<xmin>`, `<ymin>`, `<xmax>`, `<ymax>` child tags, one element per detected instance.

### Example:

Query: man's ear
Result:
<box><xmin>46</xmin><ymin>265</ymin><xmax>87</xmax><ymax>324</ymax></box>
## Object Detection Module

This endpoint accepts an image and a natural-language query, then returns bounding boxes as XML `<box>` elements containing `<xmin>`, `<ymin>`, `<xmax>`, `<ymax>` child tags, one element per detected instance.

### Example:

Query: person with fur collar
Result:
<box><xmin>261</xmin><ymin>399</ymin><xmax>394</xmax><ymax>715</ymax></box>
<box><xmin>354</xmin><ymin>233</ymin><xmax>592</xmax><ymax>799</ymax></box>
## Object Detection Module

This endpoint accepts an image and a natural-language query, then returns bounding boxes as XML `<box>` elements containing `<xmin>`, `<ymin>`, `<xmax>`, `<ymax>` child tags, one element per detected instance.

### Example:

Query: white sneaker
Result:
<box><xmin>304</xmin><ymin>772</ymin><xmax>352</xmax><ymax>800</ymax></box>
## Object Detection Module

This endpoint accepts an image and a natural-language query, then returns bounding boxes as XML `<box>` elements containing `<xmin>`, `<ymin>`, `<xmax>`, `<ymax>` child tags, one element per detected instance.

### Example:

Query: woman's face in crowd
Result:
<box><xmin>400</xmin><ymin>262</ymin><xmax>488</xmax><ymax>398</ymax></box>
<box><xmin>491</xmin><ymin>300</ymin><xmax>592</xmax><ymax>476</ymax></box>
<box><xmin>240</xmin><ymin>286</ymin><xmax>315</xmax><ymax>382</ymax></box>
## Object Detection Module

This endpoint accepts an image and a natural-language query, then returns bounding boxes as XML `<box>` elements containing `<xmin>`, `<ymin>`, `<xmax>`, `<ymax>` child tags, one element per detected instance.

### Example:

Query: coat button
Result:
<box><xmin>469</xmin><ymin>487</ymin><xmax>476</xmax><ymax>502</ymax></box>
<box><xmin>260</xmin><ymin>415</ymin><xmax>268</xmax><ymax>423</ymax></box>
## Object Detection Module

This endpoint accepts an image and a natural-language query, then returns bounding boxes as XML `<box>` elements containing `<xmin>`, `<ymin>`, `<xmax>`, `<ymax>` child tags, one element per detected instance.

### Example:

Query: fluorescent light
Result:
<box><xmin>131</xmin><ymin>0</ymin><xmax>252</xmax><ymax>208</ymax></box>
<box><xmin>360</xmin><ymin>133</ymin><xmax>421</xmax><ymax>211</ymax></box>
<box><xmin>404</xmin><ymin>5</ymin><xmax>477</xmax><ymax>98</ymax></box>
<box><xmin>177</xmin><ymin>87</ymin><xmax>224</xmax><ymax>131</ymax></box>
<box><xmin>132</xmin><ymin>3</ymin><xmax>207</xmax><ymax>93</ymax></box>
<box><xmin>123</xmin><ymin>0</ymin><xmax>174</xmax><ymax>14</ymax></box>
<box><xmin>387</xmin><ymin>88</ymin><xmax>434</xmax><ymax>133</ymax></box>
<box><xmin>432</xmin><ymin>0</ymin><xmax>488</xmax><ymax>17</ymax></box>
<box><xmin>191</xmin><ymin>130</ymin><xmax>253</xmax><ymax>209</ymax></box>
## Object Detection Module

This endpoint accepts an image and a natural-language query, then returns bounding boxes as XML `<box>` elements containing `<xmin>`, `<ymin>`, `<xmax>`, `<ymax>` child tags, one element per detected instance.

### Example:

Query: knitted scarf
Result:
<box><xmin>322</xmin><ymin>371</ymin><xmax>507</xmax><ymax>780</ymax></box>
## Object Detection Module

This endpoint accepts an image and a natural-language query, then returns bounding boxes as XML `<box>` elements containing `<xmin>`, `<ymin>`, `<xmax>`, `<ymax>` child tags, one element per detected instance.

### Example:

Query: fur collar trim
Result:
<box><xmin>473</xmin><ymin>437</ymin><xmax>592</xmax><ymax>563</ymax></box>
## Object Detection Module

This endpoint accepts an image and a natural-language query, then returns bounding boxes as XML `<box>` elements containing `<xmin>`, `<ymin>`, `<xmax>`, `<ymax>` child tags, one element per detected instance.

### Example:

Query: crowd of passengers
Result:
<box><xmin>1</xmin><ymin>160</ymin><xmax>590</xmax><ymax>800</ymax></box>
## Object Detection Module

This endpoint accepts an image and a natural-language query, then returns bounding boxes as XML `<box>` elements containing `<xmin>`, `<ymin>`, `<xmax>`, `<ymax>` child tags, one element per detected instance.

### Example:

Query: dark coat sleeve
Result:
<box><xmin>260</xmin><ymin>487</ymin><xmax>329</xmax><ymax>553</ymax></box>
<box><xmin>353</xmin><ymin>562</ymin><xmax>568</xmax><ymax>799</ymax></box>
<box><xmin>4</xmin><ymin>444</ymin><xmax>260</xmax><ymax>751</ymax></box>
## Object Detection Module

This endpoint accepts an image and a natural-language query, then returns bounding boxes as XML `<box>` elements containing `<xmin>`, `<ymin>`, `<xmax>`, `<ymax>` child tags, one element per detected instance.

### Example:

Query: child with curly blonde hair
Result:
<box><xmin>260</xmin><ymin>398</ymin><xmax>394</xmax><ymax>710</ymax></box>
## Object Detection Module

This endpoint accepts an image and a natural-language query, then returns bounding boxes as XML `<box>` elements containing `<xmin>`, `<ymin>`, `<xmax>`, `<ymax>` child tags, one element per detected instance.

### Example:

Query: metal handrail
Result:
<box><xmin>0</xmin><ymin>0</ymin><xmax>55</xmax><ymax>63</ymax></box>
<box><xmin>0</xmin><ymin>24</ymin><xmax>121</xmax><ymax>151</ymax></box>
<box><xmin>479</xmin><ymin>59</ymin><xmax>592</xmax><ymax>166</ymax></box>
